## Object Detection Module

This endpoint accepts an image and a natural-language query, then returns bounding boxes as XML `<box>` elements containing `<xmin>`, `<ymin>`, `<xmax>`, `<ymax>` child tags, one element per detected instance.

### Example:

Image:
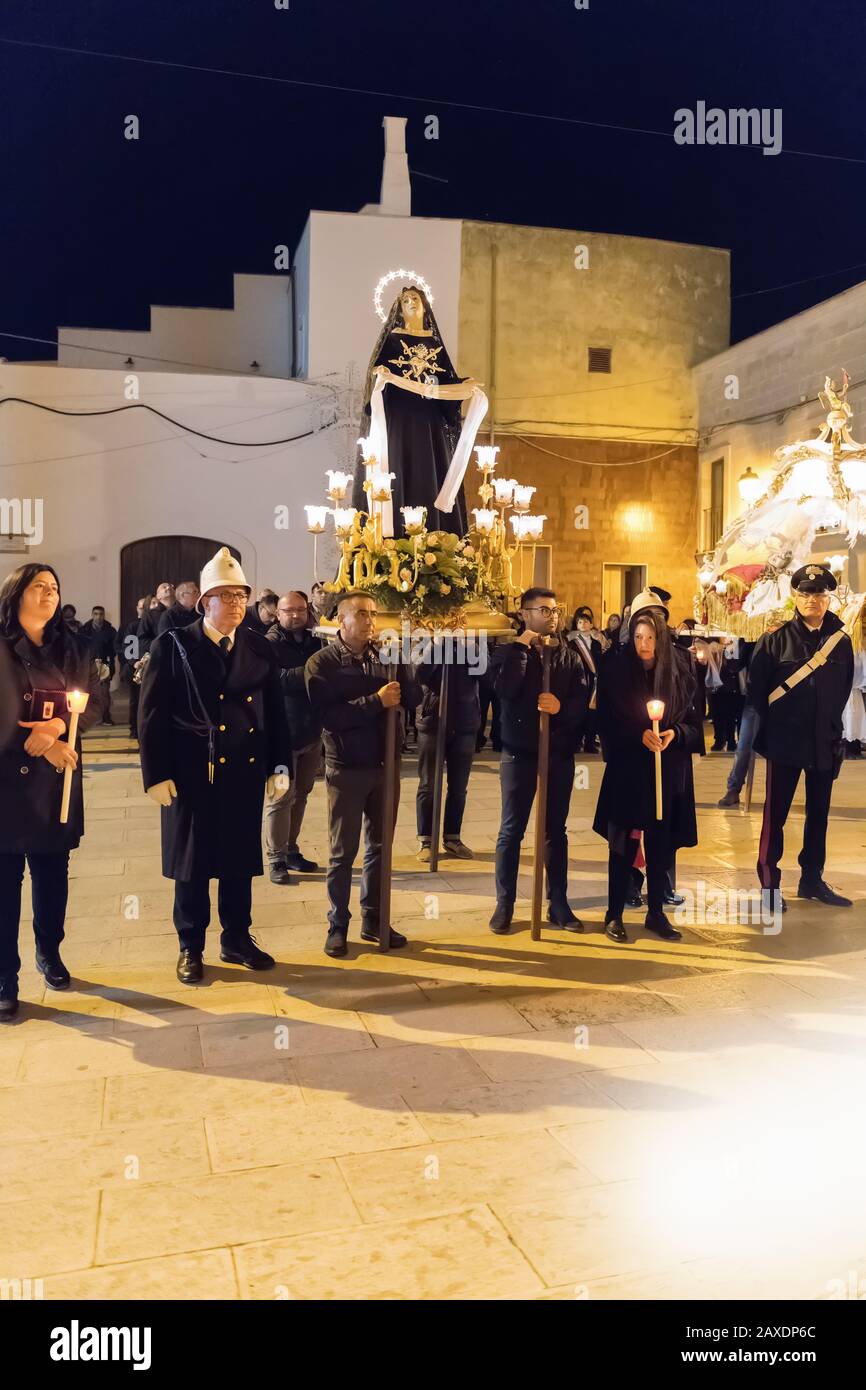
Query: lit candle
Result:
<box><xmin>474</xmin><ymin>445</ymin><xmax>500</xmax><ymax>472</ymax></box>
<box><xmin>511</xmin><ymin>484</ymin><xmax>536</xmax><ymax>513</ymax></box>
<box><xmin>510</xmin><ymin>514</ymin><xmax>528</xmax><ymax>540</ymax></box>
<box><xmin>332</xmin><ymin>507</ymin><xmax>357</xmax><ymax>536</ymax></box>
<box><xmin>357</xmin><ymin>436</ymin><xmax>376</xmax><ymax>464</ymax></box>
<box><xmin>325</xmin><ymin>470</ymin><xmax>352</xmax><ymax>500</ymax></box>
<box><xmin>492</xmin><ymin>477</ymin><xmax>517</xmax><ymax>505</ymax></box>
<box><xmin>714</xmin><ymin>579</ymin><xmax>728</xmax><ymax>595</ymax></box>
<box><xmin>646</xmin><ymin>698</ymin><xmax>666</xmax><ymax>821</ymax></box>
<box><xmin>400</xmin><ymin>506</ymin><xmax>427</xmax><ymax>534</ymax></box>
<box><xmin>370</xmin><ymin>470</ymin><xmax>394</xmax><ymax>503</ymax></box>
<box><xmin>521</xmin><ymin>515</ymin><xmax>547</xmax><ymax>540</ymax></box>
<box><xmin>472</xmin><ymin>508</ymin><xmax>497</xmax><ymax>535</ymax></box>
<box><xmin>60</xmin><ymin>689</ymin><xmax>89</xmax><ymax>825</ymax></box>
<box><xmin>304</xmin><ymin>505</ymin><xmax>329</xmax><ymax>533</ymax></box>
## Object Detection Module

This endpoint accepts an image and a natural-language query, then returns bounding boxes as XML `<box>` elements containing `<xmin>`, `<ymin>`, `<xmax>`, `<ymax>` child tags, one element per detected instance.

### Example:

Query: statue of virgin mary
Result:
<box><xmin>353</xmin><ymin>285</ymin><xmax>488</xmax><ymax>537</ymax></box>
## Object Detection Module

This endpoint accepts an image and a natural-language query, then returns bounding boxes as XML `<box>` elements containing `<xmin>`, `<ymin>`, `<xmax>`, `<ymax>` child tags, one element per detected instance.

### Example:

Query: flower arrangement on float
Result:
<box><xmin>304</xmin><ymin>443</ymin><xmax>547</xmax><ymax>630</ymax></box>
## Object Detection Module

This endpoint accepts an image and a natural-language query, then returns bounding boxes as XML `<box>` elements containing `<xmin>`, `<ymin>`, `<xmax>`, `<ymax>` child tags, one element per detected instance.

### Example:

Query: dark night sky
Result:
<box><xmin>2</xmin><ymin>0</ymin><xmax>865</xmax><ymax>364</ymax></box>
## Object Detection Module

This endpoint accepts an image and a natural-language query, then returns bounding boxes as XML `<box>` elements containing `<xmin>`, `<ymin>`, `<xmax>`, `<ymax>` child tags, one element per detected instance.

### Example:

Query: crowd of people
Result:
<box><xmin>0</xmin><ymin>550</ymin><xmax>858</xmax><ymax>1016</ymax></box>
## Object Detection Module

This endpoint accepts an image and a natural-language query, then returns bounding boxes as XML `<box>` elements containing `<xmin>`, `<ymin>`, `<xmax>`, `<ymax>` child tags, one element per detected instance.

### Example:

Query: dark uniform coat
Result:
<box><xmin>747</xmin><ymin>611</ymin><xmax>854</xmax><ymax>773</ymax></box>
<box><xmin>138</xmin><ymin>620</ymin><xmax>290</xmax><ymax>881</ymax></box>
<box><xmin>593</xmin><ymin>644</ymin><xmax>702</xmax><ymax>849</ymax></box>
<box><xmin>0</xmin><ymin>631</ymin><xmax>103</xmax><ymax>854</ymax></box>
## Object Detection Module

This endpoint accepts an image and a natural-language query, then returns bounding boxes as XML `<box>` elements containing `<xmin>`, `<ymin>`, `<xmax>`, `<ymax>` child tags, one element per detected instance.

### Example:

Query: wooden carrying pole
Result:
<box><xmin>378</xmin><ymin>663</ymin><xmax>400</xmax><ymax>954</ymax></box>
<box><xmin>530</xmin><ymin>639</ymin><xmax>554</xmax><ymax>941</ymax></box>
<box><xmin>428</xmin><ymin>659</ymin><xmax>451</xmax><ymax>873</ymax></box>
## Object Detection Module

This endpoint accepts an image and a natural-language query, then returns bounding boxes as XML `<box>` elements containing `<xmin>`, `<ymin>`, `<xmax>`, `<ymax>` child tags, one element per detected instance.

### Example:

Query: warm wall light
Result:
<box><xmin>620</xmin><ymin>505</ymin><xmax>653</xmax><ymax>533</ymax></box>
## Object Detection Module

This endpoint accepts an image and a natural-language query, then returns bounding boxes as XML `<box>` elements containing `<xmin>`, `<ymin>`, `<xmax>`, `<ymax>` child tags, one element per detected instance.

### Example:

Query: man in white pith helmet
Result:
<box><xmin>138</xmin><ymin>547</ymin><xmax>291</xmax><ymax>983</ymax></box>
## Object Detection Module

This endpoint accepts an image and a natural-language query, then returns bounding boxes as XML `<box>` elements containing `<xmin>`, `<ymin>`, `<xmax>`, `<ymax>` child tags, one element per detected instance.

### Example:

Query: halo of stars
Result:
<box><xmin>373</xmin><ymin>269</ymin><xmax>435</xmax><ymax>322</ymax></box>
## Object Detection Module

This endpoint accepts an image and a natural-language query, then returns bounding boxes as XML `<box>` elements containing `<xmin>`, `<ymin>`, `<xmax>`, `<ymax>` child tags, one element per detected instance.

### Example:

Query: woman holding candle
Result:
<box><xmin>593</xmin><ymin>590</ymin><xmax>702</xmax><ymax>945</ymax></box>
<box><xmin>0</xmin><ymin>564</ymin><xmax>103</xmax><ymax>1019</ymax></box>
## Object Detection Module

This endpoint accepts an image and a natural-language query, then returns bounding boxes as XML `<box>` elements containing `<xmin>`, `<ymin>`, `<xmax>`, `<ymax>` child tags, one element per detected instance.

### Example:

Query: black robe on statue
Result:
<box><xmin>354</xmin><ymin>324</ymin><xmax>468</xmax><ymax>537</ymax></box>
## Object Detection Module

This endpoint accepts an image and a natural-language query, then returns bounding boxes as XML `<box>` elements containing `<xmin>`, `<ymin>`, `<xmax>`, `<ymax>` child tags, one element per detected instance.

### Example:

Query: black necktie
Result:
<box><xmin>219</xmin><ymin>636</ymin><xmax>231</xmax><ymax>660</ymax></box>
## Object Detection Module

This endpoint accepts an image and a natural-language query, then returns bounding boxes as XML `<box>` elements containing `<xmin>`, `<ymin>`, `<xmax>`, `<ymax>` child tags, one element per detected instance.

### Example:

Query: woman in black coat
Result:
<box><xmin>594</xmin><ymin>596</ymin><xmax>702</xmax><ymax>946</ymax></box>
<box><xmin>0</xmin><ymin>564</ymin><xmax>103</xmax><ymax>1019</ymax></box>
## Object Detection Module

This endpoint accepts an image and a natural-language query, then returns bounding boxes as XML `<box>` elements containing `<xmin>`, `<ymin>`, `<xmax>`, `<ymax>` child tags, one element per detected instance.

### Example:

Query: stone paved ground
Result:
<box><xmin>1</xmin><ymin>725</ymin><xmax>865</xmax><ymax>1301</ymax></box>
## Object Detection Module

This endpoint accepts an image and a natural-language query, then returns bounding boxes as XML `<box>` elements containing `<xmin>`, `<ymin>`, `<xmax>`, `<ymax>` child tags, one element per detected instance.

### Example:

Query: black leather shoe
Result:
<box><xmin>797</xmin><ymin>879</ymin><xmax>853</xmax><ymax>908</ymax></box>
<box><xmin>176</xmin><ymin>950</ymin><xmax>204</xmax><ymax>984</ymax></box>
<box><xmin>489</xmin><ymin>902</ymin><xmax>513</xmax><ymax>934</ymax></box>
<box><xmin>36</xmin><ymin>953</ymin><xmax>70</xmax><ymax>990</ymax></box>
<box><xmin>624</xmin><ymin>891</ymin><xmax>643</xmax><ymax>910</ymax></box>
<box><xmin>605</xmin><ymin>918</ymin><xmax>628</xmax><ymax>943</ymax></box>
<box><xmin>718</xmin><ymin>789</ymin><xmax>740</xmax><ymax>807</ymax></box>
<box><xmin>547</xmin><ymin>901</ymin><xmax>584</xmax><ymax>932</ymax></box>
<box><xmin>663</xmin><ymin>890</ymin><xmax>686</xmax><ymax>907</ymax></box>
<box><xmin>360</xmin><ymin>925</ymin><xmax>408</xmax><ymax>948</ymax></box>
<box><xmin>220</xmin><ymin>936</ymin><xmax>276</xmax><ymax>970</ymax></box>
<box><xmin>324</xmin><ymin>931</ymin><xmax>348</xmax><ymax>958</ymax></box>
<box><xmin>286</xmin><ymin>850</ymin><xmax>318</xmax><ymax>873</ymax></box>
<box><xmin>644</xmin><ymin>912</ymin><xmax>682</xmax><ymax>942</ymax></box>
<box><xmin>268</xmin><ymin>863</ymin><xmax>294</xmax><ymax>885</ymax></box>
<box><xmin>0</xmin><ymin>977</ymin><xmax>19</xmax><ymax>1021</ymax></box>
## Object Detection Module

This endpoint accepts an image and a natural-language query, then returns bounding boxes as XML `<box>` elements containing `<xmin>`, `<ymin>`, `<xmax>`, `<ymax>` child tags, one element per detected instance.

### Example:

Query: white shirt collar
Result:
<box><xmin>203</xmin><ymin>617</ymin><xmax>236</xmax><ymax>650</ymax></box>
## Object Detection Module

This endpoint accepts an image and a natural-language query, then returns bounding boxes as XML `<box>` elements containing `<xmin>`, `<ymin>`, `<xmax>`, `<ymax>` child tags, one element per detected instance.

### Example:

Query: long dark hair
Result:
<box><xmin>0</xmin><ymin>562</ymin><xmax>65</xmax><ymax>644</ymax></box>
<box><xmin>629</xmin><ymin>609</ymin><xmax>692</xmax><ymax>723</ymax></box>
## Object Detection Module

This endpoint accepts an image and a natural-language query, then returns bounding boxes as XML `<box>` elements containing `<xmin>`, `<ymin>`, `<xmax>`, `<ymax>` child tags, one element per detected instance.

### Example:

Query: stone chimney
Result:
<box><xmin>360</xmin><ymin>116</ymin><xmax>412</xmax><ymax>217</ymax></box>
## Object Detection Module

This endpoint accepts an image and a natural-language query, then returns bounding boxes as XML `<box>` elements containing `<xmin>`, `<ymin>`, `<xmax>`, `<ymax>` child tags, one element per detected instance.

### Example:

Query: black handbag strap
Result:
<box><xmin>168</xmin><ymin>632</ymin><xmax>217</xmax><ymax>782</ymax></box>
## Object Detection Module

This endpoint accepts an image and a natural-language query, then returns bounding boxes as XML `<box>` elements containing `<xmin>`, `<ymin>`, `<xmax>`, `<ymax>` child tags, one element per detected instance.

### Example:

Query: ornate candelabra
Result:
<box><xmin>471</xmin><ymin>446</ymin><xmax>546</xmax><ymax>599</ymax></box>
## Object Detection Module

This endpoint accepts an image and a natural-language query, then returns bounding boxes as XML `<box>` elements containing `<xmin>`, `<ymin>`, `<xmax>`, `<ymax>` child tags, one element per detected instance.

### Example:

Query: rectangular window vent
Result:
<box><xmin>588</xmin><ymin>346</ymin><xmax>612</xmax><ymax>373</ymax></box>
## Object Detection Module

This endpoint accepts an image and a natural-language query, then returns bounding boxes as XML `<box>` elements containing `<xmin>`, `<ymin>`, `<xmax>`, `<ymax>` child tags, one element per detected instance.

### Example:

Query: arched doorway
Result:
<box><xmin>120</xmin><ymin>536</ymin><xmax>242</xmax><ymax>622</ymax></box>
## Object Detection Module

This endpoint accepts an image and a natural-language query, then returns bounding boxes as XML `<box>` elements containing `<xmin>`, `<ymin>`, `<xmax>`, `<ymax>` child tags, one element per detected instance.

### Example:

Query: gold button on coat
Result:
<box><xmin>219</xmin><ymin>756</ymin><xmax>226</xmax><ymax>764</ymax></box>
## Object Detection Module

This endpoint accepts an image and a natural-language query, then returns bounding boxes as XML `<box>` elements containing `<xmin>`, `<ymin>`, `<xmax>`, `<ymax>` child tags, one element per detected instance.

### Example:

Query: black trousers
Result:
<box><xmin>494</xmin><ymin>749</ymin><xmax>574</xmax><ymax>907</ymax></box>
<box><xmin>172</xmin><ymin>876</ymin><xmax>253</xmax><ymax>953</ymax></box>
<box><xmin>416</xmin><ymin>731</ymin><xmax>475</xmax><ymax>840</ymax></box>
<box><xmin>757</xmin><ymin>761</ymin><xmax>835</xmax><ymax>892</ymax></box>
<box><xmin>710</xmin><ymin>690</ymin><xmax>743</xmax><ymax>747</ymax></box>
<box><xmin>477</xmin><ymin>691</ymin><xmax>501</xmax><ymax>749</ymax></box>
<box><xmin>325</xmin><ymin>764</ymin><xmax>399</xmax><ymax>935</ymax></box>
<box><xmin>0</xmin><ymin>851</ymin><xmax>70</xmax><ymax>979</ymax></box>
<box><xmin>610</xmin><ymin>824</ymin><xmax>670</xmax><ymax>921</ymax></box>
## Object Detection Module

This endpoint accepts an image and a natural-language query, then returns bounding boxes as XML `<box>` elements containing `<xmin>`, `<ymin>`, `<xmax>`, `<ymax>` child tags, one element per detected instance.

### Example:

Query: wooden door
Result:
<box><xmin>120</xmin><ymin>536</ymin><xmax>242</xmax><ymax>623</ymax></box>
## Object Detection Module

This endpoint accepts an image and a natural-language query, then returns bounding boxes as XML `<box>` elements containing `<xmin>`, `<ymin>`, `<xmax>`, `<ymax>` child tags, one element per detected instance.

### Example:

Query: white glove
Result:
<box><xmin>146</xmin><ymin>779</ymin><xmax>177</xmax><ymax>807</ymax></box>
<box><xmin>266</xmin><ymin>774</ymin><xmax>283</xmax><ymax>800</ymax></box>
